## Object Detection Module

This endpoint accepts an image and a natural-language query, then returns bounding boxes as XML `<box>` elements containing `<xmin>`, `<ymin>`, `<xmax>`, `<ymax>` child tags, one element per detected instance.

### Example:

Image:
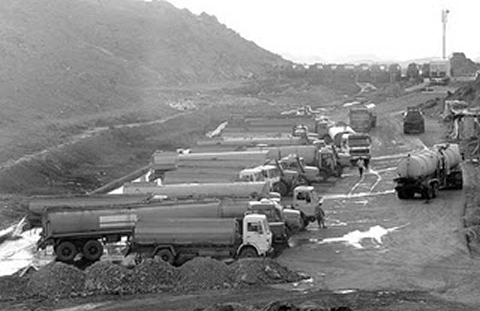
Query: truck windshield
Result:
<box><xmin>348</xmin><ymin>137</ymin><xmax>370</xmax><ymax>146</ymax></box>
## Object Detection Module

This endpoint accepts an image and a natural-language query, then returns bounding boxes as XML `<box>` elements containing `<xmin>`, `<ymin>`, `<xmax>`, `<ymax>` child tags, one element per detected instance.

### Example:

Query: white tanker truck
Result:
<box><xmin>394</xmin><ymin>143</ymin><xmax>463</xmax><ymax>200</ymax></box>
<box><xmin>327</xmin><ymin>124</ymin><xmax>371</xmax><ymax>166</ymax></box>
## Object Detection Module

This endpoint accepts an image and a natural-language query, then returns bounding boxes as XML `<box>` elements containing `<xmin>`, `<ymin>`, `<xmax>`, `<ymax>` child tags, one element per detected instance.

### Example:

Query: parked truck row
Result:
<box><xmin>35</xmin><ymin>196</ymin><xmax>300</xmax><ymax>263</ymax></box>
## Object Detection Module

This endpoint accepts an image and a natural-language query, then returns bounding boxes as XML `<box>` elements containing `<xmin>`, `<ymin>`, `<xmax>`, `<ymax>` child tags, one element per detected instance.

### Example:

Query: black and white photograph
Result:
<box><xmin>0</xmin><ymin>0</ymin><xmax>479</xmax><ymax>310</ymax></box>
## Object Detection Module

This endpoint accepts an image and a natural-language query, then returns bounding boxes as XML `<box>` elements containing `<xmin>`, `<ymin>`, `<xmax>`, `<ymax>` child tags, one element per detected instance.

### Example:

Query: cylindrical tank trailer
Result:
<box><xmin>394</xmin><ymin>143</ymin><xmax>463</xmax><ymax>200</ymax></box>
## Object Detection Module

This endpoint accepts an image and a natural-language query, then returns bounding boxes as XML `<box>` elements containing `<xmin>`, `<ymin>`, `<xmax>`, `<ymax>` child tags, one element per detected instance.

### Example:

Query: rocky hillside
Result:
<box><xmin>0</xmin><ymin>0</ymin><xmax>288</xmax><ymax>162</ymax></box>
<box><xmin>451</xmin><ymin>52</ymin><xmax>480</xmax><ymax>77</ymax></box>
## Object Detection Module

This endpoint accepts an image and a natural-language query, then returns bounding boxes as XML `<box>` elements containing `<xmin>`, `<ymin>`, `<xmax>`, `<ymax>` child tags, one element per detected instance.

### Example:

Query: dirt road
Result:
<box><xmin>278</xmin><ymin>99</ymin><xmax>480</xmax><ymax>307</ymax></box>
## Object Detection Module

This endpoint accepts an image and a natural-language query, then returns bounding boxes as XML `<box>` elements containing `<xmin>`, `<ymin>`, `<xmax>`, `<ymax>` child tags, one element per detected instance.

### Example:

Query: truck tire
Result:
<box><xmin>397</xmin><ymin>190</ymin><xmax>407</xmax><ymax>200</ymax></box>
<box><xmin>299</xmin><ymin>212</ymin><xmax>309</xmax><ymax>229</ymax></box>
<box><xmin>319</xmin><ymin>171</ymin><xmax>329</xmax><ymax>182</ymax></box>
<box><xmin>335</xmin><ymin>166</ymin><xmax>343</xmax><ymax>177</ymax></box>
<box><xmin>238</xmin><ymin>247</ymin><xmax>258</xmax><ymax>258</ymax></box>
<box><xmin>82</xmin><ymin>240</ymin><xmax>104</xmax><ymax>261</ymax></box>
<box><xmin>155</xmin><ymin>249</ymin><xmax>175</xmax><ymax>265</ymax></box>
<box><xmin>56</xmin><ymin>241</ymin><xmax>77</xmax><ymax>262</ymax></box>
<box><xmin>422</xmin><ymin>187</ymin><xmax>432</xmax><ymax>200</ymax></box>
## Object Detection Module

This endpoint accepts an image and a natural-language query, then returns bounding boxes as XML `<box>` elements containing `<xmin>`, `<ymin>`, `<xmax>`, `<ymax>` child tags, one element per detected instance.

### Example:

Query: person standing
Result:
<box><xmin>357</xmin><ymin>158</ymin><xmax>365</xmax><ymax>177</ymax></box>
<box><xmin>316</xmin><ymin>206</ymin><xmax>327</xmax><ymax>229</ymax></box>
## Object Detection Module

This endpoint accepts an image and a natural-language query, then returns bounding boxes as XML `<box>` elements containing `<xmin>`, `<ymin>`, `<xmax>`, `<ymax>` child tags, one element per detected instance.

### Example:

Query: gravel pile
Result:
<box><xmin>84</xmin><ymin>261</ymin><xmax>133</xmax><ymax>295</ymax></box>
<box><xmin>0</xmin><ymin>275</ymin><xmax>28</xmax><ymax>302</ymax></box>
<box><xmin>26</xmin><ymin>262</ymin><xmax>85</xmax><ymax>298</ymax></box>
<box><xmin>2</xmin><ymin>257</ymin><xmax>309</xmax><ymax>300</ymax></box>
<box><xmin>129</xmin><ymin>258</ymin><xmax>178</xmax><ymax>293</ymax></box>
<box><xmin>177</xmin><ymin>257</ymin><xmax>234</xmax><ymax>290</ymax></box>
<box><xmin>231</xmin><ymin>258</ymin><xmax>307</xmax><ymax>287</ymax></box>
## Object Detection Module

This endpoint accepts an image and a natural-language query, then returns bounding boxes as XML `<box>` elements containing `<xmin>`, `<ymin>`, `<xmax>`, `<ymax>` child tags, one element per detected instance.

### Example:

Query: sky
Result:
<box><xmin>166</xmin><ymin>0</ymin><xmax>479</xmax><ymax>64</ymax></box>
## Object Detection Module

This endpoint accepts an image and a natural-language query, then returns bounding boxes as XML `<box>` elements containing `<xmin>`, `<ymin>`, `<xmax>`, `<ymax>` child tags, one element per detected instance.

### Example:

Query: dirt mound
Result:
<box><xmin>177</xmin><ymin>257</ymin><xmax>234</xmax><ymax>290</ymax></box>
<box><xmin>231</xmin><ymin>258</ymin><xmax>308</xmax><ymax>287</ymax></box>
<box><xmin>26</xmin><ymin>262</ymin><xmax>85</xmax><ymax>298</ymax></box>
<box><xmin>0</xmin><ymin>275</ymin><xmax>28</xmax><ymax>302</ymax></box>
<box><xmin>129</xmin><ymin>258</ymin><xmax>178</xmax><ymax>293</ymax></box>
<box><xmin>84</xmin><ymin>261</ymin><xmax>133</xmax><ymax>295</ymax></box>
<box><xmin>446</xmin><ymin>76</ymin><xmax>480</xmax><ymax>106</ymax></box>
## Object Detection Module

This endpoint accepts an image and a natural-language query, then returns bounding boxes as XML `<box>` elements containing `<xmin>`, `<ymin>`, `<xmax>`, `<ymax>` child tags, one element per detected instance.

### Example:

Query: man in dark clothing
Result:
<box><xmin>357</xmin><ymin>158</ymin><xmax>365</xmax><ymax>177</ymax></box>
<box><xmin>316</xmin><ymin>206</ymin><xmax>327</xmax><ymax>229</ymax></box>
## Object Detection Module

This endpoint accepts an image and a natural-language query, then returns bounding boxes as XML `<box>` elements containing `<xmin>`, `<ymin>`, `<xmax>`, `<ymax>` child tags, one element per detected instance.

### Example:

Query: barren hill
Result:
<box><xmin>0</xmin><ymin>0</ymin><xmax>288</xmax><ymax>162</ymax></box>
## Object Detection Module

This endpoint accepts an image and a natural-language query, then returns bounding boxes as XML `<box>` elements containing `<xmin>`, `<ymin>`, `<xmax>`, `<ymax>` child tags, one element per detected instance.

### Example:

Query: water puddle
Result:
<box><xmin>313</xmin><ymin>225</ymin><xmax>404</xmax><ymax>249</ymax></box>
<box><xmin>323</xmin><ymin>190</ymin><xmax>395</xmax><ymax>200</ymax></box>
<box><xmin>0</xmin><ymin>228</ymin><xmax>49</xmax><ymax>276</ymax></box>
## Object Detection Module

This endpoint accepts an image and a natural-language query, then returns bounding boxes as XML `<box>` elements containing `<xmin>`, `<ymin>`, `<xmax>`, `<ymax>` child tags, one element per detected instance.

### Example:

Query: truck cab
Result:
<box><xmin>240</xmin><ymin>214</ymin><xmax>273</xmax><ymax>257</ymax></box>
<box><xmin>340</xmin><ymin>133</ymin><xmax>372</xmax><ymax>166</ymax></box>
<box><xmin>247</xmin><ymin>200</ymin><xmax>302</xmax><ymax>244</ymax></box>
<box><xmin>348</xmin><ymin>103</ymin><xmax>377</xmax><ymax>132</ymax></box>
<box><xmin>290</xmin><ymin>186</ymin><xmax>324</xmax><ymax>225</ymax></box>
<box><xmin>238</xmin><ymin>165</ymin><xmax>281</xmax><ymax>192</ymax></box>
<box><xmin>403</xmin><ymin>106</ymin><xmax>425</xmax><ymax>134</ymax></box>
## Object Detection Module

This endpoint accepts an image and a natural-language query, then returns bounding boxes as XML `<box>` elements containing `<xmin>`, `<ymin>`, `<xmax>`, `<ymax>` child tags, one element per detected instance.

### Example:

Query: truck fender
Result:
<box><xmin>237</xmin><ymin>243</ymin><xmax>260</xmax><ymax>257</ymax></box>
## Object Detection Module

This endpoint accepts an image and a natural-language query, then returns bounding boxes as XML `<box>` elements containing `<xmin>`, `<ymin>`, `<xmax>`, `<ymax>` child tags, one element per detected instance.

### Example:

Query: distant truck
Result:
<box><xmin>348</xmin><ymin>103</ymin><xmax>377</xmax><ymax>132</ymax></box>
<box><xmin>327</xmin><ymin>124</ymin><xmax>372</xmax><ymax>166</ymax></box>
<box><xmin>275</xmin><ymin>154</ymin><xmax>333</xmax><ymax>184</ymax></box>
<box><xmin>250</xmin><ymin>142</ymin><xmax>347</xmax><ymax>179</ymax></box>
<box><xmin>429</xmin><ymin>60</ymin><xmax>451</xmax><ymax>86</ymax></box>
<box><xmin>403</xmin><ymin>106</ymin><xmax>425</xmax><ymax>134</ymax></box>
<box><xmin>37</xmin><ymin>198</ymin><xmax>298</xmax><ymax>262</ymax></box>
<box><xmin>394</xmin><ymin>143</ymin><xmax>463</xmax><ymax>200</ymax></box>
<box><xmin>238</xmin><ymin>164</ymin><xmax>282</xmax><ymax>193</ymax></box>
<box><xmin>126</xmin><ymin>214</ymin><xmax>273</xmax><ymax>266</ymax></box>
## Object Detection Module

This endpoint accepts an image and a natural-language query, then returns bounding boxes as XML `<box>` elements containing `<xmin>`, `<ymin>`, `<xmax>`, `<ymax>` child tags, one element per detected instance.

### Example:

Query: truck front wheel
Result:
<box><xmin>82</xmin><ymin>240</ymin><xmax>104</xmax><ymax>261</ymax></box>
<box><xmin>238</xmin><ymin>247</ymin><xmax>258</xmax><ymax>258</ymax></box>
<box><xmin>155</xmin><ymin>249</ymin><xmax>175</xmax><ymax>265</ymax></box>
<box><xmin>56</xmin><ymin>241</ymin><xmax>77</xmax><ymax>262</ymax></box>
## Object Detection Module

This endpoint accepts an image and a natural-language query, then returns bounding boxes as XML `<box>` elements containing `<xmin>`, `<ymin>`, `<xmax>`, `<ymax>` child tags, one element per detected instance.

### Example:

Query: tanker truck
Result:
<box><xmin>126</xmin><ymin>214</ymin><xmax>273</xmax><ymax>266</ymax></box>
<box><xmin>348</xmin><ymin>103</ymin><xmax>377</xmax><ymax>132</ymax></box>
<box><xmin>37</xmin><ymin>198</ymin><xmax>298</xmax><ymax>262</ymax></box>
<box><xmin>394</xmin><ymin>143</ymin><xmax>463</xmax><ymax>200</ymax></box>
<box><xmin>122</xmin><ymin>181</ymin><xmax>272</xmax><ymax>200</ymax></box>
<box><xmin>327</xmin><ymin>124</ymin><xmax>371</xmax><ymax>166</ymax></box>
<box><xmin>26</xmin><ymin>193</ymin><xmax>154</xmax><ymax>227</ymax></box>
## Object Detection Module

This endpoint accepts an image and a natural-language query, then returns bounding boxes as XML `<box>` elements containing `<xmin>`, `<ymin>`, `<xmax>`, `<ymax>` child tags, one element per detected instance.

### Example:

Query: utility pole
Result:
<box><xmin>441</xmin><ymin>9</ymin><xmax>450</xmax><ymax>60</ymax></box>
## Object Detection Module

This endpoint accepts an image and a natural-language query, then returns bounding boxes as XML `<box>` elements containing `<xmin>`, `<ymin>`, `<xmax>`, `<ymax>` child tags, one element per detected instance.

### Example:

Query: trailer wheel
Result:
<box><xmin>155</xmin><ymin>249</ymin><xmax>175</xmax><ymax>265</ymax></box>
<box><xmin>239</xmin><ymin>247</ymin><xmax>258</xmax><ymax>258</ymax></box>
<box><xmin>82</xmin><ymin>240</ymin><xmax>104</xmax><ymax>261</ymax></box>
<box><xmin>56</xmin><ymin>241</ymin><xmax>77</xmax><ymax>262</ymax></box>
